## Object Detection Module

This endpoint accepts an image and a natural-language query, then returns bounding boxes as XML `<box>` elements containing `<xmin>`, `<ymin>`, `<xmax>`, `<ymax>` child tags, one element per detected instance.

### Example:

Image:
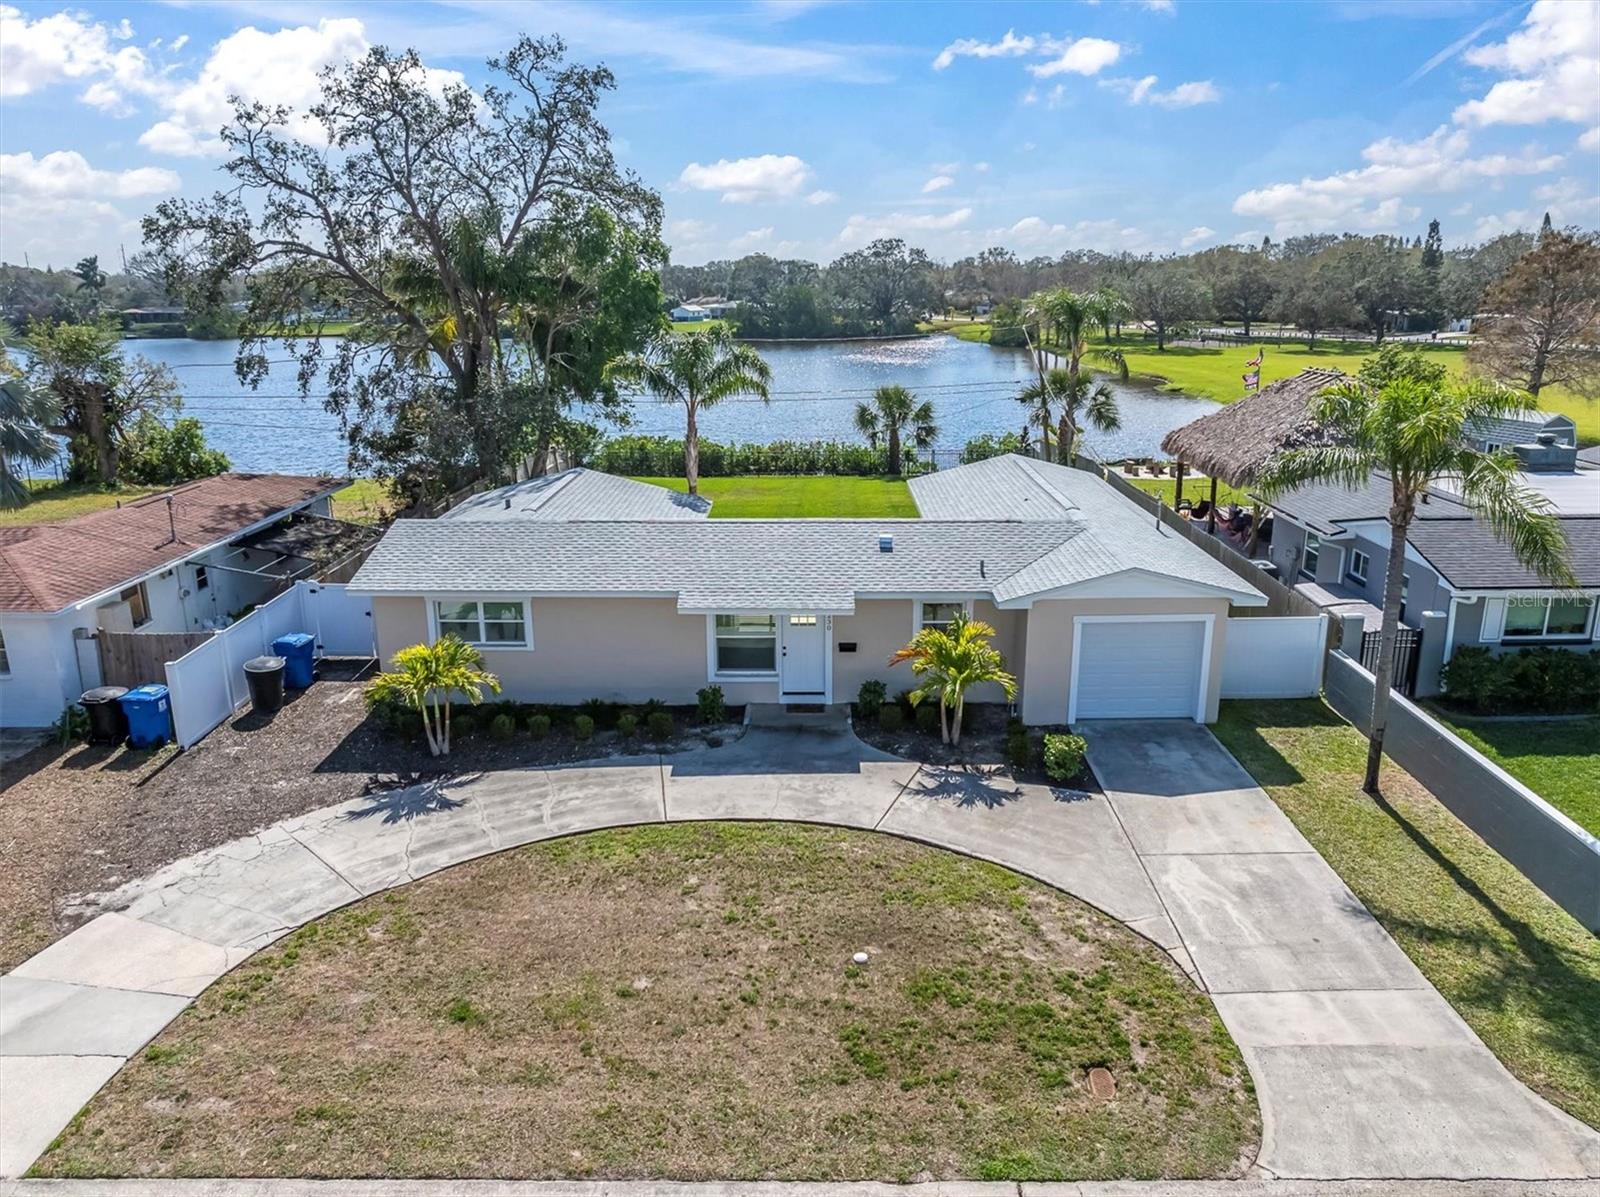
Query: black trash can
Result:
<box><xmin>80</xmin><ymin>686</ymin><xmax>130</xmax><ymax>744</ymax></box>
<box><xmin>243</xmin><ymin>655</ymin><xmax>286</xmax><ymax>713</ymax></box>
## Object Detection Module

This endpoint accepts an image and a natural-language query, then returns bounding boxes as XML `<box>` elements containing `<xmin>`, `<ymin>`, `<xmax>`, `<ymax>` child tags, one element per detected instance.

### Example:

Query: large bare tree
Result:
<box><xmin>1470</xmin><ymin>229</ymin><xmax>1600</xmax><ymax>398</ymax></box>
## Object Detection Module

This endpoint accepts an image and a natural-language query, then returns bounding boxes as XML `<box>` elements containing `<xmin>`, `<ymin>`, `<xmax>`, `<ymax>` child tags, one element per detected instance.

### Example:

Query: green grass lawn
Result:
<box><xmin>630</xmin><ymin>475</ymin><xmax>918</xmax><ymax>518</ymax></box>
<box><xmin>3</xmin><ymin>478</ymin><xmax>388</xmax><ymax>526</ymax></box>
<box><xmin>670</xmin><ymin>318</ymin><xmax>731</xmax><ymax>334</ymax></box>
<box><xmin>35</xmin><ymin>823</ymin><xmax>1257</xmax><ymax>1181</ymax></box>
<box><xmin>1214</xmin><ymin>699</ymin><xmax>1600</xmax><ymax>1131</ymax></box>
<box><xmin>1123</xmin><ymin>477</ymin><xmax>1252</xmax><ymax>508</ymax></box>
<box><xmin>1426</xmin><ymin>714</ymin><xmax>1600</xmax><ymax>836</ymax></box>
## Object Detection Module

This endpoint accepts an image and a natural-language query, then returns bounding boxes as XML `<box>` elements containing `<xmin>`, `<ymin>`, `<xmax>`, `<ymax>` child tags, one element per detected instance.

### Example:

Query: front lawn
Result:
<box><xmin>630</xmin><ymin>474</ymin><xmax>918</xmax><ymax>518</ymax></box>
<box><xmin>35</xmin><ymin>823</ymin><xmax>1258</xmax><ymax>1181</ymax></box>
<box><xmin>1428</xmin><ymin>714</ymin><xmax>1600</xmax><ymax>836</ymax></box>
<box><xmin>1214</xmin><ymin>699</ymin><xmax>1600</xmax><ymax>1131</ymax></box>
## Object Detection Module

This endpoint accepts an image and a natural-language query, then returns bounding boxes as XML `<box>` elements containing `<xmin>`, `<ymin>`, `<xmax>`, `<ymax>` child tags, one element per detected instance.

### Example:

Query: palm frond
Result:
<box><xmin>1453</xmin><ymin>449</ymin><xmax>1577</xmax><ymax>589</ymax></box>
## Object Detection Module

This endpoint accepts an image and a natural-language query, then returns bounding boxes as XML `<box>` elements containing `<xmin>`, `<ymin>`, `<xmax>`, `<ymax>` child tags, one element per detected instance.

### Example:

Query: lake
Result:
<box><xmin>36</xmin><ymin>335</ymin><xmax>1219</xmax><ymax>477</ymax></box>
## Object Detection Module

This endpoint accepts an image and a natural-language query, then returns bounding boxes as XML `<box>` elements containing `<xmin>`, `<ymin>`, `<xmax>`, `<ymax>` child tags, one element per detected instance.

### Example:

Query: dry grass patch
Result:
<box><xmin>36</xmin><ymin>823</ymin><xmax>1257</xmax><ymax>1182</ymax></box>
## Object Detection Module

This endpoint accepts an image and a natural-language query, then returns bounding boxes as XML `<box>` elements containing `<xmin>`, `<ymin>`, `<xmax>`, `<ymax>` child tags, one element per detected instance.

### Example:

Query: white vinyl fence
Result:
<box><xmin>1220</xmin><ymin>614</ymin><xmax>1329</xmax><ymax>699</ymax></box>
<box><xmin>165</xmin><ymin>581</ymin><xmax>375</xmax><ymax>749</ymax></box>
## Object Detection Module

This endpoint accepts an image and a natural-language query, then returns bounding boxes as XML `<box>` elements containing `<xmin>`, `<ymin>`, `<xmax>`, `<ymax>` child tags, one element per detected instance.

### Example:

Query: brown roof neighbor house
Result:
<box><xmin>0</xmin><ymin>473</ymin><xmax>346</xmax><ymax>728</ymax></box>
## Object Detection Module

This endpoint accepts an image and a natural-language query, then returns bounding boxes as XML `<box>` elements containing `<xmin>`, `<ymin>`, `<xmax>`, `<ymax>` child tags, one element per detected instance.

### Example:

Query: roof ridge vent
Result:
<box><xmin>1015</xmin><ymin>457</ymin><xmax>1078</xmax><ymax>515</ymax></box>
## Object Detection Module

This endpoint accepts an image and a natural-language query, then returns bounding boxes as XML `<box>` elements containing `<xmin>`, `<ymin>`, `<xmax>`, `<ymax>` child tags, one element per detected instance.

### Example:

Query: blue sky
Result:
<box><xmin>2</xmin><ymin>0</ymin><xmax>1596</xmax><ymax>269</ymax></box>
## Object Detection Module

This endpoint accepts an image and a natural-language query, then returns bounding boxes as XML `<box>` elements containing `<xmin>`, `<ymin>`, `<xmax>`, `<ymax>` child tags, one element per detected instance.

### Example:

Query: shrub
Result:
<box><xmin>914</xmin><ymin>702</ymin><xmax>940</xmax><ymax>735</ymax></box>
<box><xmin>1004</xmin><ymin>727</ymin><xmax>1034</xmax><ymax>771</ymax></box>
<box><xmin>639</xmin><ymin>697</ymin><xmax>669</xmax><ymax>718</ymax></box>
<box><xmin>121</xmin><ymin>414</ymin><xmax>230</xmax><ymax>485</ymax></box>
<box><xmin>1440</xmin><ymin>647</ymin><xmax>1505</xmax><ymax>711</ymax></box>
<box><xmin>647</xmin><ymin>711</ymin><xmax>675</xmax><ymax>742</ymax></box>
<box><xmin>489</xmin><ymin>713</ymin><xmax>516</xmax><ymax>741</ymax></box>
<box><xmin>527</xmin><ymin>714</ymin><xmax>551</xmax><ymax>739</ymax></box>
<box><xmin>696</xmin><ymin>685</ymin><xmax>726</xmax><ymax>725</ymax></box>
<box><xmin>878</xmin><ymin>705</ymin><xmax>905</xmax><ymax>732</ymax></box>
<box><xmin>856</xmin><ymin>679</ymin><xmax>887</xmax><ymax>721</ymax></box>
<box><xmin>616</xmin><ymin>712</ymin><xmax>639</xmax><ymax>739</ymax></box>
<box><xmin>1442</xmin><ymin>645</ymin><xmax>1600</xmax><ymax>714</ymax></box>
<box><xmin>1043</xmin><ymin>733</ymin><xmax>1088</xmax><ymax>783</ymax></box>
<box><xmin>574</xmin><ymin>715</ymin><xmax>595</xmax><ymax>741</ymax></box>
<box><xmin>578</xmin><ymin>697</ymin><xmax>618</xmax><ymax>729</ymax></box>
<box><xmin>452</xmin><ymin>713</ymin><xmax>476</xmax><ymax>738</ymax></box>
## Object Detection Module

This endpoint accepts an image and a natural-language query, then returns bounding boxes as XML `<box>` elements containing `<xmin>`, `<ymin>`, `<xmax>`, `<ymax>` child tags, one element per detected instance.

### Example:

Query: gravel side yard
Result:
<box><xmin>34</xmin><ymin>822</ymin><xmax>1258</xmax><ymax>1182</ymax></box>
<box><xmin>0</xmin><ymin>662</ymin><xmax>736</xmax><ymax>971</ymax></box>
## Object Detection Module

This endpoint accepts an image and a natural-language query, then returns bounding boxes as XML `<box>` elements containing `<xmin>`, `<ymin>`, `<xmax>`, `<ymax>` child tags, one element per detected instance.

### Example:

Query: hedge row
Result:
<box><xmin>589</xmin><ymin>435</ymin><xmax>933</xmax><ymax>478</ymax></box>
<box><xmin>1440</xmin><ymin>646</ymin><xmax>1600</xmax><ymax>715</ymax></box>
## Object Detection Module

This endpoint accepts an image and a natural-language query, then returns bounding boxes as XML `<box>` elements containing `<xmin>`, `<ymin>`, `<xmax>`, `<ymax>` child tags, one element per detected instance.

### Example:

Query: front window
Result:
<box><xmin>1504</xmin><ymin>596</ymin><xmax>1595</xmax><ymax>640</ymax></box>
<box><xmin>1400</xmin><ymin>574</ymin><xmax>1411</xmax><ymax>622</ymax></box>
<box><xmin>1302</xmin><ymin>533</ymin><xmax>1321</xmax><ymax>579</ymax></box>
<box><xmin>434</xmin><ymin>599</ymin><xmax>528</xmax><ymax>647</ymax></box>
<box><xmin>0</xmin><ymin>628</ymin><xmax>9</xmax><ymax>674</ymax></box>
<box><xmin>1348</xmin><ymin>550</ymin><xmax>1369</xmax><ymax>586</ymax></box>
<box><xmin>714</xmin><ymin>614</ymin><xmax>777</xmax><ymax>673</ymax></box>
<box><xmin>121</xmin><ymin>583</ymin><xmax>151</xmax><ymax>627</ymax></box>
<box><xmin>919</xmin><ymin>602</ymin><xmax>965</xmax><ymax>632</ymax></box>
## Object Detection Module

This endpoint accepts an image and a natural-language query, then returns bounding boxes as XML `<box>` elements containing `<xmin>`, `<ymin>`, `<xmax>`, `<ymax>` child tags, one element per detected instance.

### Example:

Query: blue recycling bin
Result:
<box><xmin>272</xmin><ymin>632</ymin><xmax>316</xmax><ymax>690</ymax></box>
<box><xmin>118</xmin><ymin>684</ymin><xmax>172</xmax><ymax>749</ymax></box>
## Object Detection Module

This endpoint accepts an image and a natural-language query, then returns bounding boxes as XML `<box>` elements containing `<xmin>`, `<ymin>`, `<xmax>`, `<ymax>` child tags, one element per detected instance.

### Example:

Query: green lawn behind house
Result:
<box><xmin>1213</xmin><ymin>699</ymin><xmax>1600</xmax><ymax>1131</ymax></box>
<box><xmin>1427</xmin><ymin>714</ymin><xmax>1600</xmax><ymax>836</ymax></box>
<box><xmin>1123</xmin><ymin>477</ymin><xmax>1253</xmax><ymax>508</ymax></box>
<box><xmin>630</xmin><ymin>474</ymin><xmax>918</xmax><ymax>518</ymax></box>
<box><xmin>670</xmin><ymin>318</ymin><xmax>731</xmax><ymax>334</ymax></box>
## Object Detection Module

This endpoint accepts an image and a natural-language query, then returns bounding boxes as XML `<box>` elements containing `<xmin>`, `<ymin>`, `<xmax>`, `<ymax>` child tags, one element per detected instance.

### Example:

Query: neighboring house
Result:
<box><xmin>1578</xmin><ymin>445</ymin><xmax>1600</xmax><ymax>470</ymax></box>
<box><xmin>1463</xmin><ymin>410</ymin><xmax>1576</xmax><ymax>452</ymax></box>
<box><xmin>0</xmin><ymin>473</ymin><xmax>354</xmax><ymax>728</ymax></box>
<box><xmin>1259</xmin><ymin>446</ymin><xmax>1600</xmax><ymax>678</ymax></box>
<box><xmin>350</xmin><ymin>455</ymin><xmax>1270</xmax><ymax>725</ymax></box>
<box><xmin>443</xmin><ymin>469</ymin><xmax>712</xmax><ymax>522</ymax></box>
<box><xmin>670</xmin><ymin>303</ymin><xmax>709</xmax><ymax>322</ymax></box>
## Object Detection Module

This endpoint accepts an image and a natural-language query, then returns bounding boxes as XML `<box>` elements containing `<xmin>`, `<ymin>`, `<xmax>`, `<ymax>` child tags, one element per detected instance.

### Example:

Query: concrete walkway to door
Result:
<box><xmin>2</xmin><ymin>713</ymin><xmax>1597</xmax><ymax>1183</ymax></box>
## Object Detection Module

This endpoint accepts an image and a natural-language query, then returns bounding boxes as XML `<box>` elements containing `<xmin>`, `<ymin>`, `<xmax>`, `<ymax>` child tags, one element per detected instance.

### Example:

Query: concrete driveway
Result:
<box><xmin>2</xmin><ymin>714</ymin><xmax>1597</xmax><ymax>1182</ymax></box>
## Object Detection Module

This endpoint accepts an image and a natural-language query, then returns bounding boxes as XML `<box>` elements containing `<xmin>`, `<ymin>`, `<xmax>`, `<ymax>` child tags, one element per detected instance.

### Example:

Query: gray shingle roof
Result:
<box><xmin>1464</xmin><ymin>411</ymin><xmax>1576</xmax><ymax>448</ymax></box>
<box><xmin>442</xmin><ymin>469</ymin><xmax>710</xmax><ymax>522</ymax></box>
<box><xmin>352</xmin><ymin>519</ymin><xmax>1085</xmax><ymax>613</ymax></box>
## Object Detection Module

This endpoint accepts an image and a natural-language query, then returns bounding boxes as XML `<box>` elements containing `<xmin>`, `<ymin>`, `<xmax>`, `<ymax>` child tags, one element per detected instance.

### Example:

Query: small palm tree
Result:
<box><xmin>1028</xmin><ymin>288</ymin><xmax>1128</xmax><ymax>382</ymax></box>
<box><xmin>1088</xmin><ymin>285</ymin><xmax>1131</xmax><ymax>344</ymax></box>
<box><xmin>365</xmin><ymin>636</ymin><xmax>502</xmax><ymax>757</ymax></box>
<box><xmin>1016</xmin><ymin>367</ymin><xmax>1121</xmax><ymax>464</ymax></box>
<box><xmin>889</xmin><ymin>612</ymin><xmax>1017</xmax><ymax>745</ymax></box>
<box><xmin>606</xmin><ymin>326</ymin><xmax>772</xmax><ymax>495</ymax></box>
<box><xmin>853</xmin><ymin>384</ymin><xmax>937</xmax><ymax>475</ymax></box>
<box><xmin>1255</xmin><ymin>347</ymin><xmax>1574</xmax><ymax>794</ymax></box>
<box><xmin>0</xmin><ymin>322</ymin><xmax>61</xmax><ymax>507</ymax></box>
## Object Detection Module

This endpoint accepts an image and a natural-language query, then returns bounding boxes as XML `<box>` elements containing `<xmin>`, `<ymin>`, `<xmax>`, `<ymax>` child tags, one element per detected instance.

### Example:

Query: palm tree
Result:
<box><xmin>853</xmin><ymin>384</ymin><xmax>937</xmax><ymax>475</ymax></box>
<box><xmin>364</xmin><ymin>636</ymin><xmax>502</xmax><ymax>757</ymax></box>
<box><xmin>1255</xmin><ymin>348</ymin><xmax>1574</xmax><ymax>795</ymax></box>
<box><xmin>606</xmin><ymin>326</ymin><xmax>772</xmax><ymax>495</ymax></box>
<box><xmin>0</xmin><ymin>323</ymin><xmax>62</xmax><ymax>507</ymax></box>
<box><xmin>889</xmin><ymin>612</ymin><xmax>1017</xmax><ymax>745</ymax></box>
<box><xmin>1028</xmin><ymin>288</ymin><xmax>1128</xmax><ymax>383</ymax></box>
<box><xmin>1088</xmin><ymin>285</ymin><xmax>1131</xmax><ymax>344</ymax></box>
<box><xmin>1016</xmin><ymin>367</ymin><xmax>1121</xmax><ymax>464</ymax></box>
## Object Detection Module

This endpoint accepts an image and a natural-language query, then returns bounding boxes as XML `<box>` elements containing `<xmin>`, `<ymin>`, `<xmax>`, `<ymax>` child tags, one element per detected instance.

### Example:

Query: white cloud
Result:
<box><xmin>922</xmin><ymin>174</ymin><xmax>955</xmax><ymax>193</ymax></box>
<box><xmin>0</xmin><ymin>4</ymin><xmax>169</xmax><ymax>114</ymax></box>
<box><xmin>805</xmin><ymin>189</ymin><xmax>838</xmax><ymax>205</ymax></box>
<box><xmin>932</xmin><ymin>29</ymin><xmax>1035</xmax><ymax>71</ymax></box>
<box><xmin>136</xmin><ymin>19</ymin><xmax>465</xmax><ymax>158</ymax></box>
<box><xmin>931</xmin><ymin>160</ymin><xmax>962</xmax><ymax>174</ymax></box>
<box><xmin>1580</xmin><ymin>127</ymin><xmax>1600</xmax><ymax>152</ymax></box>
<box><xmin>1454</xmin><ymin>0</ymin><xmax>1600</xmax><ymax>129</ymax></box>
<box><xmin>1104</xmin><ymin>75</ymin><xmax>1221</xmax><ymax>108</ymax></box>
<box><xmin>168</xmin><ymin>34</ymin><xmax>189</xmax><ymax>53</ymax></box>
<box><xmin>835</xmin><ymin>206</ymin><xmax>972</xmax><ymax>248</ymax></box>
<box><xmin>1233</xmin><ymin>125</ymin><xmax>1564</xmax><ymax>235</ymax></box>
<box><xmin>0</xmin><ymin>149</ymin><xmax>179</xmax><ymax>200</ymax></box>
<box><xmin>1181</xmin><ymin>225</ymin><xmax>1217</xmax><ymax>248</ymax></box>
<box><xmin>1140</xmin><ymin>0</ymin><xmax>1176</xmax><ymax>11</ymax></box>
<box><xmin>667</xmin><ymin>218</ymin><xmax>716</xmax><ymax>244</ymax></box>
<box><xmin>731</xmin><ymin>226</ymin><xmax>800</xmax><ymax>254</ymax></box>
<box><xmin>1028</xmin><ymin>36</ymin><xmax>1123</xmax><ymax>78</ymax></box>
<box><xmin>678</xmin><ymin>153</ymin><xmax>813</xmax><ymax>203</ymax></box>
<box><xmin>1006</xmin><ymin>215</ymin><xmax>1067</xmax><ymax>245</ymax></box>
<box><xmin>974</xmin><ymin>161</ymin><xmax>991</xmax><ymax>173</ymax></box>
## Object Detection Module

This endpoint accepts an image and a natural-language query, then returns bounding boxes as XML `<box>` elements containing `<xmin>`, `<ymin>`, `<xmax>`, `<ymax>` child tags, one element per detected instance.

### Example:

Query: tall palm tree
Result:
<box><xmin>364</xmin><ymin>636</ymin><xmax>502</xmax><ymax>757</ymax></box>
<box><xmin>889</xmin><ymin>612</ymin><xmax>1017</xmax><ymax>745</ymax></box>
<box><xmin>1255</xmin><ymin>348</ymin><xmax>1574</xmax><ymax>795</ymax></box>
<box><xmin>1088</xmin><ymin>285</ymin><xmax>1131</xmax><ymax>344</ymax></box>
<box><xmin>606</xmin><ymin>325</ymin><xmax>772</xmax><ymax>495</ymax></box>
<box><xmin>1028</xmin><ymin>288</ymin><xmax>1128</xmax><ymax>383</ymax></box>
<box><xmin>0</xmin><ymin>322</ymin><xmax>62</xmax><ymax>507</ymax></box>
<box><xmin>1016</xmin><ymin>367</ymin><xmax>1121</xmax><ymax>464</ymax></box>
<box><xmin>853</xmin><ymin>384</ymin><xmax>937</xmax><ymax>475</ymax></box>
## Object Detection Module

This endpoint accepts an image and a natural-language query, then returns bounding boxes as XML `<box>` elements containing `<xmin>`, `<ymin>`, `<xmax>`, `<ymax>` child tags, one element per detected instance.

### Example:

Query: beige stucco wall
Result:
<box><xmin>373</xmin><ymin>596</ymin><xmax>429</xmax><ymax>666</ymax></box>
<box><xmin>831</xmin><ymin>598</ymin><xmax>1025</xmax><ymax>708</ymax></box>
<box><xmin>1019</xmin><ymin>596</ymin><xmax>1233</xmax><ymax>726</ymax></box>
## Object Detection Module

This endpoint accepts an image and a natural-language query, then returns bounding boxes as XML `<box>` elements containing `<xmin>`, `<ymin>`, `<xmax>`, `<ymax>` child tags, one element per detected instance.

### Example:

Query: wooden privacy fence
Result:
<box><xmin>96</xmin><ymin>630</ymin><xmax>212</xmax><ymax>690</ymax></box>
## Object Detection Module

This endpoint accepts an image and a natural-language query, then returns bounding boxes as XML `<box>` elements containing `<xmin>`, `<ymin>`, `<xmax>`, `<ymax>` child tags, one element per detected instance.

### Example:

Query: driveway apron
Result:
<box><xmin>2</xmin><ymin>717</ymin><xmax>1597</xmax><ymax>1181</ymax></box>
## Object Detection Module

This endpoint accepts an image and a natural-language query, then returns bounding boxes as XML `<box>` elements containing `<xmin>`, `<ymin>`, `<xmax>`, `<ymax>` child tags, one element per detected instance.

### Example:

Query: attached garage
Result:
<box><xmin>1070</xmin><ymin>616</ymin><xmax>1212</xmax><ymax>721</ymax></box>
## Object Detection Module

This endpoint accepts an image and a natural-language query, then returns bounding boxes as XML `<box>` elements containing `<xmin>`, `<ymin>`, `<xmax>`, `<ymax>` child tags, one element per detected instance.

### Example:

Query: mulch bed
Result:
<box><xmin>0</xmin><ymin>660</ymin><xmax>739</xmax><ymax>971</ymax></box>
<box><xmin>852</xmin><ymin>703</ymin><xmax>1100</xmax><ymax>793</ymax></box>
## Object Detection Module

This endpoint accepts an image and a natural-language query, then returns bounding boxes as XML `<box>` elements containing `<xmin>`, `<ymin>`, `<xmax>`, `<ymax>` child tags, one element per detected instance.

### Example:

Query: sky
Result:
<box><xmin>1</xmin><ymin>0</ymin><xmax>1597</xmax><ymax>271</ymax></box>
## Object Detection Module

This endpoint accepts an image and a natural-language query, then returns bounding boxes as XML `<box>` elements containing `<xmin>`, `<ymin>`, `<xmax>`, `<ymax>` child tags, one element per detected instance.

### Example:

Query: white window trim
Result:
<box><xmin>1067</xmin><ymin>613</ymin><xmax>1215</xmax><ymax>725</ymax></box>
<box><xmin>1347</xmin><ymin>550</ymin><xmax>1369</xmax><ymax>586</ymax></box>
<box><xmin>426</xmin><ymin>595</ymin><xmax>532</xmax><ymax>650</ymax></box>
<box><xmin>1499</xmin><ymin>595</ymin><xmax>1597</xmax><ymax>643</ymax></box>
<box><xmin>1300</xmin><ymin>532</ymin><xmax>1322</xmax><ymax>580</ymax></box>
<box><xmin>910</xmin><ymin>597</ymin><xmax>972</xmax><ymax>638</ymax></box>
<box><xmin>705</xmin><ymin>613</ymin><xmax>780</xmax><ymax>680</ymax></box>
<box><xmin>0</xmin><ymin>627</ymin><xmax>9</xmax><ymax>676</ymax></box>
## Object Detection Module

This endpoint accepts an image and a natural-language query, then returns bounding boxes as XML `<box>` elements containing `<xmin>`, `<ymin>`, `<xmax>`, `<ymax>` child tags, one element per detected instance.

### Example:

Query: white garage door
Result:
<box><xmin>1073</xmin><ymin>618</ymin><xmax>1207</xmax><ymax>720</ymax></box>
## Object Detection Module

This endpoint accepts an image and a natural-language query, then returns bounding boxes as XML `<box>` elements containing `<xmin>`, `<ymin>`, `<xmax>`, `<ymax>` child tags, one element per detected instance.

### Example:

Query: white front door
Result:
<box><xmin>780</xmin><ymin>613</ymin><xmax>827</xmax><ymax>698</ymax></box>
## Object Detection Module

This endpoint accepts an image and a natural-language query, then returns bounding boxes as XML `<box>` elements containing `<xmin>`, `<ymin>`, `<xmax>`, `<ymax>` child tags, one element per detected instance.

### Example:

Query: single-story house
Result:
<box><xmin>1463</xmin><ymin>409</ymin><xmax>1576</xmax><ymax>452</ymax></box>
<box><xmin>670</xmin><ymin>304</ymin><xmax>710</xmax><ymax>322</ymax></box>
<box><xmin>0</xmin><ymin>473</ymin><xmax>352</xmax><ymax>728</ymax></box>
<box><xmin>350</xmin><ymin>455</ymin><xmax>1270</xmax><ymax>724</ymax></box>
<box><xmin>442</xmin><ymin>469</ymin><xmax>711</xmax><ymax>522</ymax></box>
